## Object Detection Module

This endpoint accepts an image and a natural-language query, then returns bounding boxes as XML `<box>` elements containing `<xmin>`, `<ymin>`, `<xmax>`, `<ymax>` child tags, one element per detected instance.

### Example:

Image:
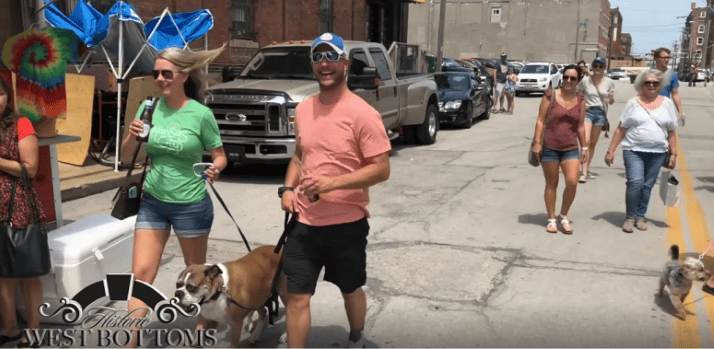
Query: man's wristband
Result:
<box><xmin>278</xmin><ymin>186</ymin><xmax>294</xmax><ymax>198</ymax></box>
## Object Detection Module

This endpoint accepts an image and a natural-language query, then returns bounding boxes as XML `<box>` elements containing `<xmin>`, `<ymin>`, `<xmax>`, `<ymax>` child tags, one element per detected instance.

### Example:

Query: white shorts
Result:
<box><xmin>495</xmin><ymin>83</ymin><xmax>506</xmax><ymax>96</ymax></box>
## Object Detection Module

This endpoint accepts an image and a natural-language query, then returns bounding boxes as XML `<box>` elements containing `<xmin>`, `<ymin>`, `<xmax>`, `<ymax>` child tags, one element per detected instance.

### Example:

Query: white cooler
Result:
<box><xmin>17</xmin><ymin>214</ymin><xmax>136</xmax><ymax>324</ymax></box>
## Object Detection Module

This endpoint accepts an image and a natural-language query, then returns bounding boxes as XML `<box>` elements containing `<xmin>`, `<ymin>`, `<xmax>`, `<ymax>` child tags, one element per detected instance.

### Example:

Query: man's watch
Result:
<box><xmin>278</xmin><ymin>186</ymin><xmax>294</xmax><ymax>198</ymax></box>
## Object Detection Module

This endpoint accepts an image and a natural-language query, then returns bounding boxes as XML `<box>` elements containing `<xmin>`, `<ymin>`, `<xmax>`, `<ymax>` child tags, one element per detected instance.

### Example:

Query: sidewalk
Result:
<box><xmin>59</xmin><ymin>156</ymin><xmax>142</xmax><ymax>202</ymax></box>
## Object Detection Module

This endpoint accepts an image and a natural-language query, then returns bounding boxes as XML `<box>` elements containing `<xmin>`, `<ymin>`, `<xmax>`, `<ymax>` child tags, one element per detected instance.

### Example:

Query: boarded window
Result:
<box><xmin>491</xmin><ymin>7</ymin><xmax>501</xmax><ymax>23</ymax></box>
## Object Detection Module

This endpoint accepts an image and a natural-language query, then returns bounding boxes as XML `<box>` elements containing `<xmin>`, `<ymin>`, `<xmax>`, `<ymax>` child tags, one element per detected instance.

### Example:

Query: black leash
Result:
<box><xmin>208</xmin><ymin>182</ymin><xmax>252</xmax><ymax>252</ymax></box>
<box><xmin>274</xmin><ymin>212</ymin><xmax>297</xmax><ymax>254</ymax></box>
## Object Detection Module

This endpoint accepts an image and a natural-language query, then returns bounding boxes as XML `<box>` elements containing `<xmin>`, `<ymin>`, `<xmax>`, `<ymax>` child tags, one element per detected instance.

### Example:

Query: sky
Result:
<box><xmin>611</xmin><ymin>0</ymin><xmax>705</xmax><ymax>55</ymax></box>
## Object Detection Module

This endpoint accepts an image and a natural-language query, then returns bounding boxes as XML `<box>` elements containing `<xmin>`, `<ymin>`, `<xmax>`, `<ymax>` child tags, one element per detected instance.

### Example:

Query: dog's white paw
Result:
<box><xmin>279</xmin><ymin>332</ymin><xmax>288</xmax><ymax>344</ymax></box>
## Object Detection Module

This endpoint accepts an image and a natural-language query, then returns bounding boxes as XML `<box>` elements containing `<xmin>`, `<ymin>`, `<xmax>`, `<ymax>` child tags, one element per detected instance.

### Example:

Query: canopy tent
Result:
<box><xmin>44</xmin><ymin>0</ymin><xmax>214</xmax><ymax>170</ymax></box>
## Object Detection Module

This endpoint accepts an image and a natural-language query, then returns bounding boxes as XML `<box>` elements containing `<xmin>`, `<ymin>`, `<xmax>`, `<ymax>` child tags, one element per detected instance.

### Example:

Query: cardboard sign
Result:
<box><xmin>56</xmin><ymin>74</ymin><xmax>95</xmax><ymax>165</ymax></box>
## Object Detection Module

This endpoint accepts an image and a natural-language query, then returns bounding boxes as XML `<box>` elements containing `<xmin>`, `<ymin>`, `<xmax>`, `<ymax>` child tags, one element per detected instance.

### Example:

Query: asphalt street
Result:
<box><xmin>59</xmin><ymin>79</ymin><xmax>714</xmax><ymax>348</ymax></box>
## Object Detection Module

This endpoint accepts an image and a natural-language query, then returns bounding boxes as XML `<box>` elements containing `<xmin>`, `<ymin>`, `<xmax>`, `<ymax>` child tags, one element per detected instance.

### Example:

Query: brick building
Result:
<box><xmin>682</xmin><ymin>1</ymin><xmax>713</xmax><ymax>70</ymax></box>
<box><xmin>608</xmin><ymin>7</ymin><xmax>623</xmax><ymax>58</ymax></box>
<box><xmin>620</xmin><ymin>33</ymin><xmax>632</xmax><ymax>56</ymax></box>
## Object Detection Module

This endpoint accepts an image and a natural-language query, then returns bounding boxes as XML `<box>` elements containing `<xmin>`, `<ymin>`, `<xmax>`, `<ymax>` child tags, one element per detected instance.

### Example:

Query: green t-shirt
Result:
<box><xmin>135</xmin><ymin>98</ymin><xmax>223</xmax><ymax>203</ymax></box>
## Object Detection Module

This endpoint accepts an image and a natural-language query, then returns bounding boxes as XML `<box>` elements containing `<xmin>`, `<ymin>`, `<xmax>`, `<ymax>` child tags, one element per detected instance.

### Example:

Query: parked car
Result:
<box><xmin>515</xmin><ymin>62</ymin><xmax>562</xmax><ymax>95</ymax></box>
<box><xmin>458</xmin><ymin>59</ymin><xmax>494</xmax><ymax>89</ymax></box>
<box><xmin>607</xmin><ymin>68</ymin><xmax>626</xmax><ymax>80</ymax></box>
<box><xmin>434</xmin><ymin>71</ymin><xmax>491</xmax><ymax>128</ymax></box>
<box><xmin>205</xmin><ymin>41</ymin><xmax>439</xmax><ymax>164</ymax></box>
<box><xmin>507</xmin><ymin>60</ymin><xmax>524</xmax><ymax>73</ymax></box>
<box><xmin>694</xmin><ymin>69</ymin><xmax>708</xmax><ymax>82</ymax></box>
<box><xmin>441</xmin><ymin>58</ymin><xmax>472</xmax><ymax>73</ymax></box>
<box><xmin>555</xmin><ymin>63</ymin><xmax>566</xmax><ymax>73</ymax></box>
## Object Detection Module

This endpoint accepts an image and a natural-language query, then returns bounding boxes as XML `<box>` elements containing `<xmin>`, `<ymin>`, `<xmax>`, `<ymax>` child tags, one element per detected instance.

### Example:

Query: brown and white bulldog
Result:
<box><xmin>175</xmin><ymin>245</ymin><xmax>283</xmax><ymax>347</ymax></box>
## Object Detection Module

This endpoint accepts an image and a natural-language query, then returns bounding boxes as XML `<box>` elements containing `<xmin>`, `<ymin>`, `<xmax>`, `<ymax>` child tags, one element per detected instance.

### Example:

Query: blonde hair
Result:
<box><xmin>156</xmin><ymin>44</ymin><xmax>226</xmax><ymax>101</ymax></box>
<box><xmin>633</xmin><ymin>69</ymin><xmax>663</xmax><ymax>94</ymax></box>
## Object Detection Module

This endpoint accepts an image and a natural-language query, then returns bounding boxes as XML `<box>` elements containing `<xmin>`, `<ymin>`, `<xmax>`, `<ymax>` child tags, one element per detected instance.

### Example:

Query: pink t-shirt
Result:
<box><xmin>294</xmin><ymin>92</ymin><xmax>391</xmax><ymax>226</ymax></box>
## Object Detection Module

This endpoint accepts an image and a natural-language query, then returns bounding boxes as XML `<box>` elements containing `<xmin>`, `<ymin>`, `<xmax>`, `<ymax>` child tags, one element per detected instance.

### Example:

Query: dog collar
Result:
<box><xmin>217</xmin><ymin>263</ymin><xmax>230</xmax><ymax>293</ymax></box>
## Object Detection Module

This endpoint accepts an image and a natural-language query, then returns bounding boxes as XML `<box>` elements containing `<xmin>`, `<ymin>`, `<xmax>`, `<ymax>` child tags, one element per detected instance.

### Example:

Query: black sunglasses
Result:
<box><xmin>152</xmin><ymin>69</ymin><xmax>176</xmax><ymax>80</ymax></box>
<box><xmin>644</xmin><ymin>81</ymin><xmax>660</xmax><ymax>87</ymax></box>
<box><xmin>563</xmin><ymin>76</ymin><xmax>578</xmax><ymax>82</ymax></box>
<box><xmin>592</xmin><ymin>64</ymin><xmax>605</xmax><ymax>69</ymax></box>
<box><xmin>311</xmin><ymin>51</ymin><xmax>341</xmax><ymax>63</ymax></box>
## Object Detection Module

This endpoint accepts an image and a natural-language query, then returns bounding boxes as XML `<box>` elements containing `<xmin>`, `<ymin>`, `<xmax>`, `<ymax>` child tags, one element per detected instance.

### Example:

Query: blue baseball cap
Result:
<box><xmin>592</xmin><ymin>57</ymin><xmax>607</xmax><ymax>65</ymax></box>
<box><xmin>311</xmin><ymin>33</ymin><xmax>346</xmax><ymax>57</ymax></box>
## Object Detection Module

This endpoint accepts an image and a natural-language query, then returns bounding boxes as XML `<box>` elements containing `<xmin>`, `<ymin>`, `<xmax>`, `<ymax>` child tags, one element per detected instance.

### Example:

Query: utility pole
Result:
<box><xmin>435</xmin><ymin>0</ymin><xmax>446</xmax><ymax>72</ymax></box>
<box><xmin>574</xmin><ymin>0</ymin><xmax>580</xmax><ymax>62</ymax></box>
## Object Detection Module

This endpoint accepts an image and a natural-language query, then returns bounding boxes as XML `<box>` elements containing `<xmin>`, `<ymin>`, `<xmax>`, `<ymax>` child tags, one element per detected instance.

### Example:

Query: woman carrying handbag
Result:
<box><xmin>0</xmin><ymin>75</ymin><xmax>47</xmax><ymax>348</ymax></box>
<box><xmin>530</xmin><ymin>65</ymin><xmax>588</xmax><ymax>234</ymax></box>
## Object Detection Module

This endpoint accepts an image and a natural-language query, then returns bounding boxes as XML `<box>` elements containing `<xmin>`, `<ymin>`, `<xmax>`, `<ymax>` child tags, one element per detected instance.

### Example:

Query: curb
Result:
<box><xmin>60</xmin><ymin>172</ymin><xmax>142</xmax><ymax>202</ymax></box>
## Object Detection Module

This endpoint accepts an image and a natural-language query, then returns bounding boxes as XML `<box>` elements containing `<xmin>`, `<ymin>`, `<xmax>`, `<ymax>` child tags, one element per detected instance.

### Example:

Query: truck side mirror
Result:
<box><xmin>348</xmin><ymin>67</ymin><xmax>379</xmax><ymax>90</ymax></box>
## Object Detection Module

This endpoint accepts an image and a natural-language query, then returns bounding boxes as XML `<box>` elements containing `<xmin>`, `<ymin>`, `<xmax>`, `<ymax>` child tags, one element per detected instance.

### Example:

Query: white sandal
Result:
<box><xmin>558</xmin><ymin>215</ymin><xmax>573</xmax><ymax>234</ymax></box>
<box><xmin>547</xmin><ymin>219</ymin><xmax>558</xmax><ymax>233</ymax></box>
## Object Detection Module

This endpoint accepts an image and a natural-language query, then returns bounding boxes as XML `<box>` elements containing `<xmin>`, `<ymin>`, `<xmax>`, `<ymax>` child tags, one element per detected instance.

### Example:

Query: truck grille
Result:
<box><xmin>208</xmin><ymin>95</ymin><xmax>286</xmax><ymax>136</ymax></box>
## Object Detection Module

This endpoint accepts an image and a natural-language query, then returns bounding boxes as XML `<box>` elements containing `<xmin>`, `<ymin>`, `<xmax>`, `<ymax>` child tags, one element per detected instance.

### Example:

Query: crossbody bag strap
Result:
<box><xmin>539</xmin><ymin>87</ymin><xmax>556</xmax><ymax>145</ymax></box>
<box><xmin>590</xmin><ymin>77</ymin><xmax>608</xmax><ymax>110</ymax></box>
<box><xmin>5</xmin><ymin>177</ymin><xmax>17</xmax><ymax>223</ymax></box>
<box><xmin>112</xmin><ymin>145</ymin><xmax>143</xmax><ymax>202</ymax></box>
<box><xmin>19</xmin><ymin>165</ymin><xmax>42</xmax><ymax>224</ymax></box>
<box><xmin>636</xmin><ymin>97</ymin><xmax>668</xmax><ymax>139</ymax></box>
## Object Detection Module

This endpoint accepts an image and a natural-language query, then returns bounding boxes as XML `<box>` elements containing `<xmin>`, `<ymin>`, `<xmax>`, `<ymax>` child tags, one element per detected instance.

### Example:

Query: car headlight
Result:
<box><xmin>287</xmin><ymin>108</ymin><xmax>296</xmax><ymax>135</ymax></box>
<box><xmin>444</xmin><ymin>101</ymin><xmax>462</xmax><ymax>110</ymax></box>
<box><xmin>539</xmin><ymin>77</ymin><xmax>548</xmax><ymax>82</ymax></box>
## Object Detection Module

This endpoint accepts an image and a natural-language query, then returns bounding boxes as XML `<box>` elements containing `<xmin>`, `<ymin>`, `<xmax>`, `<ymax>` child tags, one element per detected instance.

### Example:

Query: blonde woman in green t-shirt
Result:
<box><xmin>121</xmin><ymin>45</ymin><xmax>227</xmax><ymax>347</ymax></box>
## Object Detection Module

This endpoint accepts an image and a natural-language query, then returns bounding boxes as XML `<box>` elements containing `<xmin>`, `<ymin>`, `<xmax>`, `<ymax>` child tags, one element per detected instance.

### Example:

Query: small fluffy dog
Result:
<box><xmin>658</xmin><ymin>244</ymin><xmax>711</xmax><ymax>318</ymax></box>
<box><xmin>175</xmin><ymin>245</ymin><xmax>283</xmax><ymax>347</ymax></box>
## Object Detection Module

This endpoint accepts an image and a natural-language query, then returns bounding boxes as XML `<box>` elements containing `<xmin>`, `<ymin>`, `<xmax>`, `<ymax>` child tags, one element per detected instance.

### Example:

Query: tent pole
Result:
<box><xmin>116</xmin><ymin>16</ymin><xmax>124</xmax><ymax>172</ymax></box>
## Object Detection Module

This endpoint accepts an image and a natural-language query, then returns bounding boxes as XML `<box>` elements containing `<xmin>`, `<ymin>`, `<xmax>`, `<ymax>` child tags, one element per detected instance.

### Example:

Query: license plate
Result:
<box><xmin>225</xmin><ymin>145</ymin><xmax>245</xmax><ymax>161</ymax></box>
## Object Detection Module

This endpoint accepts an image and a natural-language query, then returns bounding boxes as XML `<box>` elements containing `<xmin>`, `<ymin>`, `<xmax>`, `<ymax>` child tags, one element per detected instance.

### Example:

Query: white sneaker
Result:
<box><xmin>578</xmin><ymin>173</ymin><xmax>587</xmax><ymax>183</ymax></box>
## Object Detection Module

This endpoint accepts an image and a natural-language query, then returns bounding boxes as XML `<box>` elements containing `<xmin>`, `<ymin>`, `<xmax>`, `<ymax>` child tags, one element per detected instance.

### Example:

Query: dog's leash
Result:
<box><xmin>700</xmin><ymin>240</ymin><xmax>714</xmax><ymax>261</ymax></box>
<box><xmin>194</xmin><ymin>163</ymin><xmax>251</xmax><ymax>252</ymax></box>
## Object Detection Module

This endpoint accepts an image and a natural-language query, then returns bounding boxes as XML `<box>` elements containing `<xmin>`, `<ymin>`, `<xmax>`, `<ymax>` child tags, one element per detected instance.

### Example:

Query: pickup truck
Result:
<box><xmin>204</xmin><ymin>41</ymin><xmax>439</xmax><ymax>165</ymax></box>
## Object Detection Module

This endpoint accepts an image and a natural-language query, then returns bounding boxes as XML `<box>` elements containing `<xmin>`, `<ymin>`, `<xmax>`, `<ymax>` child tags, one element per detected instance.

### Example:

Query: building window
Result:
<box><xmin>232</xmin><ymin>0</ymin><xmax>253</xmax><ymax>40</ymax></box>
<box><xmin>702</xmin><ymin>11</ymin><xmax>707</xmax><ymax>18</ymax></box>
<box><xmin>698</xmin><ymin>37</ymin><xmax>704</xmax><ymax>45</ymax></box>
<box><xmin>491</xmin><ymin>7</ymin><xmax>502</xmax><ymax>22</ymax></box>
<box><xmin>318</xmin><ymin>0</ymin><xmax>334</xmax><ymax>34</ymax></box>
<box><xmin>699</xmin><ymin>25</ymin><xmax>705</xmax><ymax>33</ymax></box>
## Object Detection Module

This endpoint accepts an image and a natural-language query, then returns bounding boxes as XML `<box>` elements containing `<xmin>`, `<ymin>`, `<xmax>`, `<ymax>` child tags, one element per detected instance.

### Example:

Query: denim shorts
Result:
<box><xmin>135</xmin><ymin>192</ymin><xmax>214</xmax><ymax>238</ymax></box>
<box><xmin>585</xmin><ymin>107</ymin><xmax>606</xmax><ymax>126</ymax></box>
<box><xmin>541</xmin><ymin>147</ymin><xmax>580</xmax><ymax>163</ymax></box>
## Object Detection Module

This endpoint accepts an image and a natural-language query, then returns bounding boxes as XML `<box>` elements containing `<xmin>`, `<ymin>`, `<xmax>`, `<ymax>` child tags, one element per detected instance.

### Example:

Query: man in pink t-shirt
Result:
<box><xmin>279</xmin><ymin>33</ymin><xmax>391</xmax><ymax>348</ymax></box>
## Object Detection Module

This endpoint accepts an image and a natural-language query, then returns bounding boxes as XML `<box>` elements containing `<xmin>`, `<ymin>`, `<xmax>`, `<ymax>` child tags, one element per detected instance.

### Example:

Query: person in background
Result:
<box><xmin>0</xmin><ymin>75</ymin><xmax>46</xmax><ymax>348</ymax></box>
<box><xmin>530</xmin><ymin>65</ymin><xmax>588</xmax><ymax>234</ymax></box>
<box><xmin>577</xmin><ymin>60</ymin><xmax>590</xmax><ymax>81</ymax></box>
<box><xmin>279</xmin><ymin>33</ymin><xmax>391</xmax><ymax>348</ymax></box>
<box><xmin>505</xmin><ymin>67</ymin><xmax>517</xmax><ymax>114</ymax></box>
<box><xmin>490</xmin><ymin>52</ymin><xmax>514</xmax><ymax>114</ymax></box>
<box><xmin>653</xmin><ymin>48</ymin><xmax>684</xmax><ymax>125</ymax></box>
<box><xmin>577</xmin><ymin>57</ymin><xmax>615</xmax><ymax>183</ymax></box>
<box><xmin>604</xmin><ymin>69</ymin><xmax>677</xmax><ymax>233</ymax></box>
<box><xmin>121</xmin><ymin>45</ymin><xmax>227</xmax><ymax>346</ymax></box>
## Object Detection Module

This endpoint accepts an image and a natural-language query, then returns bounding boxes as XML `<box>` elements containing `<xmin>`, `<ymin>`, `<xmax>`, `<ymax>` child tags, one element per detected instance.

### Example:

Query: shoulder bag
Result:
<box><xmin>110</xmin><ymin>145</ymin><xmax>149</xmax><ymax>220</ymax></box>
<box><xmin>0</xmin><ymin>165</ymin><xmax>51</xmax><ymax>278</ymax></box>
<box><xmin>528</xmin><ymin>87</ymin><xmax>556</xmax><ymax>167</ymax></box>
<box><xmin>635</xmin><ymin>97</ymin><xmax>674</xmax><ymax>169</ymax></box>
<box><xmin>590</xmin><ymin>77</ymin><xmax>611</xmax><ymax>138</ymax></box>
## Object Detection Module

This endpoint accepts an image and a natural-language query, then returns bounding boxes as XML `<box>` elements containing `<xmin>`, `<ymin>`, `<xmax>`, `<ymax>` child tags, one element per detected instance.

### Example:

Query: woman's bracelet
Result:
<box><xmin>581</xmin><ymin>147</ymin><xmax>588</xmax><ymax>151</ymax></box>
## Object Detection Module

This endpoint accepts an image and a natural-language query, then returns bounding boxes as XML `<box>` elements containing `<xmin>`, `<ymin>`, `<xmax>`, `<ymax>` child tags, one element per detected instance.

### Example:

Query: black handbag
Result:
<box><xmin>111</xmin><ymin>145</ymin><xmax>149</xmax><ymax>220</ymax></box>
<box><xmin>0</xmin><ymin>165</ymin><xmax>50</xmax><ymax>278</ymax></box>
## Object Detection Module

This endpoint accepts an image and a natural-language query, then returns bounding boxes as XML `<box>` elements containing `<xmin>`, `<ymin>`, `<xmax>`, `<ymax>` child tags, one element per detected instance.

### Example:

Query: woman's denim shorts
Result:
<box><xmin>541</xmin><ymin>147</ymin><xmax>580</xmax><ymax>163</ymax></box>
<box><xmin>585</xmin><ymin>107</ymin><xmax>606</xmax><ymax>126</ymax></box>
<box><xmin>135</xmin><ymin>192</ymin><xmax>214</xmax><ymax>238</ymax></box>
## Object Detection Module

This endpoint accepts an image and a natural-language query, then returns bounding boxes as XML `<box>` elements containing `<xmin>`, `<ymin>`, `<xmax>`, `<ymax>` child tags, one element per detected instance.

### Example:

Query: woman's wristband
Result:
<box><xmin>581</xmin><ymin>147</ymin><xmax>588</xmax><ymax>151</ymax></box>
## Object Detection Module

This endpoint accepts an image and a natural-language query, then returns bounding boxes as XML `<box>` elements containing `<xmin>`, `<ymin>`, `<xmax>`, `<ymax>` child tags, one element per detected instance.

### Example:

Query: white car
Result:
<box><xmin>515</xmin><ymin>62</ymin><xmax>562</xmax><ymax>95</ymax></box>
<box><xmin>607</xmin><ymin>68</ymin><xmax>627</xmax><ymax>80</ymax></box>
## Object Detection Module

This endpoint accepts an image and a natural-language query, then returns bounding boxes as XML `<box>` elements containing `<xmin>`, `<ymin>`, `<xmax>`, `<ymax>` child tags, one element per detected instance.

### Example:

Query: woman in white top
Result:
<box><xmin>604</xmin><ymin>69</ymin><xmax>677</xmax><ymax>233</ymax></box>
<box><xmin>577</xmin><ymin>57</ymin><xmax>615</xmax><ymax>183</ymax></box>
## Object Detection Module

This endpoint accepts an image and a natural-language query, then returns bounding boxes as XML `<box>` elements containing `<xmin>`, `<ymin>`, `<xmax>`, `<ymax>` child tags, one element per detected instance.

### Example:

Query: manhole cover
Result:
<box><xmin>368</xmin><ymin>245</ymin><xmax>507</xmax><ymax>301</ymax></box>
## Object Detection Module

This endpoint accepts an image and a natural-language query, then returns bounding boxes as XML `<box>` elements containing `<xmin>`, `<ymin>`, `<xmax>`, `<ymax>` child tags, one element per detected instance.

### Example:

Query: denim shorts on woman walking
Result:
<box><xmin>135</xmin><ymin>192</ymin><xmax>214</xmax><ymax>238</ymax></box>
<box><xmin>540</xmin><ymin>147</ymin><xmax>580</xmax><ymax>163</ymax></box>
<box><xmin>585</xmin><ymin>106</ymin><xmax>606</xmax><ymax>126</ymax></box>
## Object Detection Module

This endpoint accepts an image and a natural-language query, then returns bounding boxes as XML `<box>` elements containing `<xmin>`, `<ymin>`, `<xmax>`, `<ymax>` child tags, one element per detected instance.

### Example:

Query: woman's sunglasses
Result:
<box><xmin>563</xmin><ymin>76</ymin><xmax>579</xmax><ymax>82</ymax></box>
<box><xmin>592</xmin><ymin>65</ymin><xmax>605</xmax><ymax>69</ymax></box>
<box><xmin>644</xmin><ymin>81</ymin><xmax>660</xmax><ymax>87</ymax></box>
<box><xmin>152</xmin><ymin>69</ymin><xmax>176</xmax><ymax>80</ymax></box>
<box><xmin>311</xmin><ymin>51</ymin><xmax>341</xmax><ymax>63</ymax></box>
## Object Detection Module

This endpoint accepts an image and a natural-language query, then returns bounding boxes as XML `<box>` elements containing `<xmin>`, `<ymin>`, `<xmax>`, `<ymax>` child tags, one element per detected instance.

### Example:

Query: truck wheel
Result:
<box><xmin>416</xmin><ymin>104</ymin><xmax>438</xmax><ymax>145</ymax></box>
<box><xmin>402</xmin><ymin>125</ymin><xmax>416</xmax><ymax>144</ymax></box>
<box><xmin>461</xmin><ymin>102</ymin><xmax>473</xmax><ymax>129</ymax></box>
